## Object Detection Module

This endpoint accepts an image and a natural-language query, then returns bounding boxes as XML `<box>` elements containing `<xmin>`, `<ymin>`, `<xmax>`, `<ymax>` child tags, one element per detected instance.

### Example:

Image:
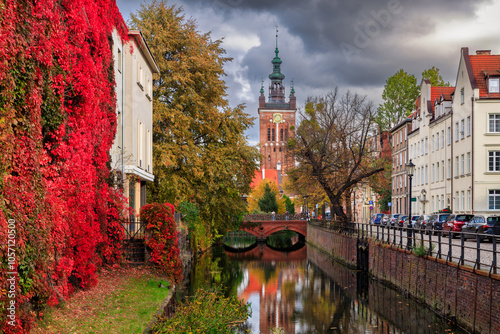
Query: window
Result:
<box><xmin>425</xmin><ymin>165</ymin><xmax>428</xmax><ymax>184</ymax></box>
<box><xmin>280</xmin><ymin>128</ymin><xmax>283</xmax><ymax>141</ymax></box>
<box><xmin>467</xmin><ymin>152</ymin><xmax>471</xmax><ymax>173</ymax></box>
<box><xmin>461</xmin><ymin>154</ymin><xmax>465</xmax><ymax>175</ymax></box>
<box><xmin>431</xmin><ymin>196</ymin><xmax>434</xmax><ymax>212</ymax></box>
<box><xmin>489</xmin><ymin>114</ymin><xmax>500</xmax><ymax>133</ymax></box>
<box><xmin>460</xmin><ymin>88</ymin><xmax>464</xmax><ymax>104</ymax></box>
<box><xmin>489</xmin><ymin>151</ymin><xmax>500</xmax><ymax>171</ymax></box>
<box><xmin>489</xmin><ymin>190</ymin><xmax>500</xmax><ymax>210</ymax></box>
<box><xmin>466</xmin><ymin>116</ymin><xmax>471</xmax><ymax>136</ymax></box>
<box><xmin>436</xmin><ymin>134</ymin><xmax>439</xmax><ymax>150</ymax></box>
<box><xmin>267</xmin><ymin>128</ymin><xmax>271</xmax><ymax>141</ymax></box>
<box><xmin>447</xmin><ymin>159</ymin><xmax>451</xmax><ymax>178</ymax></box>
<box><xmin>437</xmin><ymin>162</ymin><xmax>440</xmax><ymax>181</ymax></box>
<box><xmin>441</xmin><ymin>130</ymin><xmax>445</xmax><ymax>148</ymax></box>
<box><xmin>489</xmin><ymin>78</ymin><xmax>500</xmax><ymax>93</ymax></box>
<box><xmin>456</xmin><ymin>156</ymin><xmax>459</xmax><ymax>176</ymax></box>
<box><xmin>431</xmin><ymin>135</ymin><xmax>435</xmax><ymax>151</ymax></box>
<box><xmin>455</xmin><ymin>191</ymin><xmax>459</xmax><ymax>210</ymax></box>
<box><xmin>460</xmin><ymin>119</ymin><xmax>465</xmax><ymax>139</ymax></box>
<box><xmin>461</xmin><ymin>191</ymin><xmax>465</xmax><ymax>211</ymax></box>
<box><xmin>425</xmin><ymin>137</ymin><xmax>428</xmax><ymax>154</ymax></box>
<box><xmin>447</xmin><ymin>127</ymin><xmax>451</xmax><ymax>145</ymax></box>
<box><xmin>467</xmin><ymin>190</ymin><xmax>471</xmax><ymax>211</ymax></box>
<box><xmin>431</xmin><ymin>164</ymin><xmax>435</xmax><ymax>182</ymax></box>
<box><xmin>285</xmin><ymin>129</ymin><xmax>288</xmax><ymax>141</ymax></box>
<box><xmin>455</xmin><ymin>122</ymin><xmax>459</xmax><ymax>141</ymax></box>
<box><xmin>442</xmin><ymin>160</ymin><xmax>445</xmax><ymax>181</ymax></box>
<box><xmin>117</xmin><ymin>48</ymin><xmax>122</xmax><ymax>73</ymax></box>
<box><xmin>272</xmin><ymin>128</ymin><xmax>275</xmax><ymax>141</ymax></box>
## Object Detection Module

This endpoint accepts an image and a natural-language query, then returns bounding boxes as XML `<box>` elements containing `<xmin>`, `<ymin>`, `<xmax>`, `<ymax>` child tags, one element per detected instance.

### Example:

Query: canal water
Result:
<box><xmin>184</xmin><ymin>232</ymin><xmax>467</xmax><ymax>334</ymax></box>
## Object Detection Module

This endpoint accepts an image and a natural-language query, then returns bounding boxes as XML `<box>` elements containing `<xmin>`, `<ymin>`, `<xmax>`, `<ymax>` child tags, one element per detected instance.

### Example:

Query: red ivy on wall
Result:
<box><xmin>0</xmin><ymin>0</ymin><xmax>128</xmax><ymax>332</ymax></box>
<box><xmin>141</xmin><ymin>203</ymin><xmax>183</xmax><ymax>284</ymax></box>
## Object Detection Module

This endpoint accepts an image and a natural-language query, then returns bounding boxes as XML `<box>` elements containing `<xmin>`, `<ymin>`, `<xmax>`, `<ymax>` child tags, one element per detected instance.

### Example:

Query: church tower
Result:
<box><xmin>258</xmin><ymin>30</ymin><xmax>296</xmax><ymax>177</ymax></box>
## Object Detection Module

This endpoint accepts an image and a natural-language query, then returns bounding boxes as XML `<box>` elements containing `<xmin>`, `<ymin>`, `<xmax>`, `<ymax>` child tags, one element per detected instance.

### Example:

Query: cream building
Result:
<box><xmin>403</xmin><ymin>48</ymin><xmax>500</xmax><ymax>216</ymax></box>
<box><xmin>111</xmin><ymin>30</ymin><xmax>159</xmax><ymax>214</ymax></box>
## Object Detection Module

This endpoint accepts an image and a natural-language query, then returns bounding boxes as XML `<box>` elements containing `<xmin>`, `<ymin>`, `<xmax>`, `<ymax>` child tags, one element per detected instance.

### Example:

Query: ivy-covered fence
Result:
<box><xmin>0</xmin><ymin>0</ymin><xmax>128</xmax><ymax>332</ymax></box>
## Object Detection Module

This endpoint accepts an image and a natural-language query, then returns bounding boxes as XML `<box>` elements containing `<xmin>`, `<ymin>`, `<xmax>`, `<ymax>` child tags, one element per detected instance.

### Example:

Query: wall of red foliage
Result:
<box><xmin>141</xmin><ymin>203</ymin><xmax>183</xmax><ymax>285</ymax></box>
<box><xmin>0</xmin><ymin>0</ymin><xmax>128</xmax><ymax>331</ymax></box>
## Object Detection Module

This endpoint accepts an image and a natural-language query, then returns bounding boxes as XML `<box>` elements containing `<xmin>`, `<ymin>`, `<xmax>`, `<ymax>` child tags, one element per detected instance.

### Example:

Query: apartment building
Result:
<box><xmin>111</xmin><ymin>29</ymin><xmax>159</xmax><ymax>214</ymax></box>
<box><xmin>390</xmin><ymin>118</ymin><xmax>412</xmax><ymax>215</ymax></box>
<box><xmin>399</xmin><ymin>48</ymin><xmax>500</xmax><ymax>216</ymax></box>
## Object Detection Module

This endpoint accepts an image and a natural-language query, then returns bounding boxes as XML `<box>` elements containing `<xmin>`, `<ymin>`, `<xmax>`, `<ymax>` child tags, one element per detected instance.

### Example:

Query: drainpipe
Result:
<box><xmin>471</xmin><ymin>96</ymin><xmax>474</xmax><ymax>213</ymax></box>
<box><xmin>451</xmin><ymin>109</ymin><xmax>454</xmax><ymax>212</ymax></box>
<box><xmin>121</xmin><ymin>38</ymin><xmax>125</xmax><ymax>192</ymax></box>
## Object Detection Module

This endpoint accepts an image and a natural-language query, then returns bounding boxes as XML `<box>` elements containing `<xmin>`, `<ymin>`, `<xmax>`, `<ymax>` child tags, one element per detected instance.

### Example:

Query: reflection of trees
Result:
<box><xmin>267</xmin><ymin>231</ymin><xmax>298</xmax><ymax>248</ymax></box>
<box><xmin>295</xmin><ymin>266</ymin><xmax>352</xmax><ymax>333</ymax></box>
<box><xmin>187</xmin><ymin>246</ymin><xmax>245</xmax><ymax>298</ymax></box>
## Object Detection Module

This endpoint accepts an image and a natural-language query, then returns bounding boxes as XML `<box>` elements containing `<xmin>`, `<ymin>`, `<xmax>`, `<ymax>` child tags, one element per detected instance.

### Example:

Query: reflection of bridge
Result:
<box><xmin>239</xmin><ymin>214</ymin><xmax>307</xmax><ymax>241</ymax></box>
<box><xmin>225</xmin><ymin>242</ymin><xmax>307</xmax><ymax>262</ymax></box>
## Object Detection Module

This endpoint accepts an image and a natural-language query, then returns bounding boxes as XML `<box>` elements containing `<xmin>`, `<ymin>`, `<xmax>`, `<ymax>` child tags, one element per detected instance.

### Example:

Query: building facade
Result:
<box><xmin>398</xmin><ymin>48</ymin><xmax>500</xmax><ymax>216</ymax></box>
<box><xmin>111</xmin><ymin>30</ymin><xmax>159</xmax><ymax>214</ymax></box>
<box><xmin>390</xmin><ymin>118</ymin><xmax>412</xmax><ymax>215</ymax></box>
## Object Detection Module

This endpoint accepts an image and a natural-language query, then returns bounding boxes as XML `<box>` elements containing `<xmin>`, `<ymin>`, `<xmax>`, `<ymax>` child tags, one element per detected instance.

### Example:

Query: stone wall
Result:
<box><xmin>307</xmin><ymin>223</ymin><xmax>500</xmax><ymax>334</ymax></box>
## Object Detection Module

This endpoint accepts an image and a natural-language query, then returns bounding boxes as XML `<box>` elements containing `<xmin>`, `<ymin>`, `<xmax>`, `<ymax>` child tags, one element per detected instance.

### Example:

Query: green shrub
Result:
<box><xmin>153</xmin><ymin>288</ymin><xmax>250</xmax><ymax>334</ymax></box>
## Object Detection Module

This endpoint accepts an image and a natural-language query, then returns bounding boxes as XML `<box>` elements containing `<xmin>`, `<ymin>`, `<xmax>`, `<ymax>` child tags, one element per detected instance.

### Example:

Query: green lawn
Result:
<box><xmin>34</xmin><ymin>267</ymin><xmax>171</xmax><ymax>334</ymax></box>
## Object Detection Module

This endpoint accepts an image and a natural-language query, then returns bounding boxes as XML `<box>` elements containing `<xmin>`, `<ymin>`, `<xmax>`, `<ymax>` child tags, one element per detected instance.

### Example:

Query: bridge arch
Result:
<box><xmin>265</xmin><ymin>226</ymin><xmax>306</xmax><ymax>238</ymax></box>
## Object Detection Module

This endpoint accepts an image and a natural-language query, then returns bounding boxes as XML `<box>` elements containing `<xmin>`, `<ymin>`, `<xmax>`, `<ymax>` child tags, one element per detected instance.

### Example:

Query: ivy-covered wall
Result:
<box><xmin>0</xmin><ymin>0</ymin><xmax>128</xmax><ymax>332</ymax></box>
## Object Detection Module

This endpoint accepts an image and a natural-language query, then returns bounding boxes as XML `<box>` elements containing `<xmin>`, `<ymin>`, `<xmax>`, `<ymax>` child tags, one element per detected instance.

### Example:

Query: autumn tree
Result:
<box><xmin>377</xmin><ymin>69</ymin><xmax>419</xmax><ymax>131</ymax></box>
<box><xmin>247</xmin><ymin>179</ymin><xmax>285</xmax><ymax>214</ymax></box>
<box><xmin>422</xmin><ymin>66</ymin><xmax>450</xmax><ymax>86</ymax></box>
<box><xmin>128</xmin><ymin>1</ymin><xmax>259</xmax><ymax>235</ymax></box>
<box><xmin>258</xmin><ymin>184</ymin><xmax>279</xmax><ymax>213</ymax></box>
<box><xmin>288</xmin><ymin>89</ymin><xmax>387</xmax><ymax>224</ymax></box>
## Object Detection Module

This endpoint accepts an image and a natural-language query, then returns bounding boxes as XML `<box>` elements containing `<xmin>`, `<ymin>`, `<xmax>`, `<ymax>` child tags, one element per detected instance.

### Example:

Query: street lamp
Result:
<box><xmin>406</xmin><ymin>159</ymin><xmax>416</xmax><ymax>248</ymax></box>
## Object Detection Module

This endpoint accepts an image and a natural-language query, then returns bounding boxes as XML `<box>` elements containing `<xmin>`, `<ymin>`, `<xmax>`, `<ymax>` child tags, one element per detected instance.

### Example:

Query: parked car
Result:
<box><xmin>403</xmin><ymin>215</ymin><xmax>420</xmax><ymax>229</ymax></box>
<box><xmin>369</xmin><ymin>213</ymin><xmax>384</xmax><ymax>225</ymax></box>
<box><xmin>388</xmin><ymin>214</ymin><xmax>402</xmax><ymax>226</ymax></box>
<box><xmin>403</xmin><ymin>216</ymin><xmax>420</xmax><ymax>228</ymax></box>
<box><xmin>414</xmin><ymin>215</ymin><xmax>432</xmax><ymax>231</ymax></box>
<box><xmin>396</xmin><ymin>215</ymin><xmax>408</xmax><ymax>227</ymax></box>
<box><xmin>442</xmin><ymin>214</ymin><xmax>474</xmax><ymax>237</ymax></box>
<box><xmin>463</xmin><ymin>215</ymin><xmax>500</xmax><ymax>241</ymax></box>
<box><xmin>427</xmin><ymin>213</ymin><xmax>451</xmax><ymax>234</ymax></box>
<box><xmin>381</xmin><ymin>214</ymin><xmax>391</xmax><ymax>225</ymax></box>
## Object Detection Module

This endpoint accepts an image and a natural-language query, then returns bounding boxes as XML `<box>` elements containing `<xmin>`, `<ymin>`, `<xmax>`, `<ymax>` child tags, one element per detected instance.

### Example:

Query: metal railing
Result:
<box><xmin>312</xmin><ymin>220</ymin><xmax>499</xmax><ymax>275</ymax></box>
<box><xmin>122</xmin><ymin>217</ymin><xmax>146</xmax><ymax>239</ymax></box>
<box><xmin>243</xmin><ymin>213</ymin><xmax>307</xmax><ymax>221</ymax></box>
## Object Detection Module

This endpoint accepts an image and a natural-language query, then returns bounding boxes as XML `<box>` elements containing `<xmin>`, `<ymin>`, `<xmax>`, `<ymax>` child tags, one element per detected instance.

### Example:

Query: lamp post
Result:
<box><xmin>303</xmin><ymin>195</ymin><xmax>310</xmax><ymax>221</ymax></box>
<box><xmin>406</xmin><ymin>159</ymin><xmax>416</xmax><ymax>248</ymax></box>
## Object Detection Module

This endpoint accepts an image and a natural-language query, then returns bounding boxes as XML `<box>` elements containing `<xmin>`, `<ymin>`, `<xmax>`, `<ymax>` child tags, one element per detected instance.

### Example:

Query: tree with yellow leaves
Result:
<box><xmin>128</xmin><ymin>1</ymin><xmax>259</xmax><ymax>235</ymax></box>
<box><xmin>247</xmin><ymin>179</ymin><xmax>286</xmax><ymax>214</ymax></box>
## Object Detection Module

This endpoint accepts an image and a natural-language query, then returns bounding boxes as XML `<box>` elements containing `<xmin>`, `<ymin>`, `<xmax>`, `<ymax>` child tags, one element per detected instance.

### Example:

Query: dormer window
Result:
<box><xmin>489</xmin><ymin>78</ymin><xmax>499</xmax><ymax>93</ymax></box>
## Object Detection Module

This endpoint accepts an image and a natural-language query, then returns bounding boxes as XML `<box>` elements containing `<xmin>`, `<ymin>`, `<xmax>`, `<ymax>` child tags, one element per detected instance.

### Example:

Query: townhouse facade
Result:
<box><xmin>111</xmin><ymin>29</ymin><xmax>159</xmax><ymax>214</ymax></box>
<box><xmin>394</xmin><ymin>48</ymin><xmax>500</xmax><ymax>217</ymax></box>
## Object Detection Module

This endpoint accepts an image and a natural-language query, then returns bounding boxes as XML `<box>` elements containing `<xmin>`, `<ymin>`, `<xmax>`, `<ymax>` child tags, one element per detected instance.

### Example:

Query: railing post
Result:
<box><xmin>460</xmin><ymin>232</ymin><xmax>465</xmax><ymax>266</ymax></box>
<box><xmin>447</xmin><ymin>231</ymin><xmax>453</xmax><ymax>263</ymax></box>
<box><xmin>399</xmin><ymin>227</ymin><xmax>403</xmax><ymax>248</ymax></box>
<box><xmin>492</xmin><ymin>237</ymin><xmax>497</xmax><ymax>275</ymax></box>
<box><xmin>437</xmin><ymin>231</ymin><xmax>442</xmax><ymax>260</ymax></box>
<box><xmin>475</xmin><ymin>233</ymin><xmax>481</xmax><ymax>271</ymax></box>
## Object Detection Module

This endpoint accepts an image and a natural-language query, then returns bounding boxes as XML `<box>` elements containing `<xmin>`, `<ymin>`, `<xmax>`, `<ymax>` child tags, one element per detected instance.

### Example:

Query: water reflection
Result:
<box><xmin>187</xmin><ymin>239</ymin><xmax>466</xmax><ymax>334</ymax></box>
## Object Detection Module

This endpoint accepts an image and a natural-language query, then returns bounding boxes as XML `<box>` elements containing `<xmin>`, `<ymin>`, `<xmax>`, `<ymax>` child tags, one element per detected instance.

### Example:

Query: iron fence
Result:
<box><xmin>311</xmin><ymin>220</ymin><xmax>499</xmax><ymax>275</ymax></box>
<box><xmin>122</xmin><ymin>217</ymin><xmax>146</xmax><ymax>239</ymax></box>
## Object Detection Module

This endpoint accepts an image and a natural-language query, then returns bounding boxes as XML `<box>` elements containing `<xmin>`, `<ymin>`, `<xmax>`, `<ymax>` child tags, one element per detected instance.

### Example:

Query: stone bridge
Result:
<box><xmin>239</xmin><ymin>214</ymin><xmax>307</xmax><ymax>241</ymax></box>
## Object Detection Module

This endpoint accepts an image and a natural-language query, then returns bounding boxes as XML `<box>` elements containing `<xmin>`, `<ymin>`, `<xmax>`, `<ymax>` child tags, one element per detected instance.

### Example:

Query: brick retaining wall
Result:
<box><xmin>308</xmin><ymin>223</ymin><xmax>500</xmax><ymax>334</ymax></box>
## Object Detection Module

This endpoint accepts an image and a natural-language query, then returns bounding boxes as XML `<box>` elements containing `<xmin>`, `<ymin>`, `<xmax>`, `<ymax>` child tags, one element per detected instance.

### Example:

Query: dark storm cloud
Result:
<box><xmin>116</xmin><ymin>0</ymin><xmax>495</xmax><ymax>143</ymax></box>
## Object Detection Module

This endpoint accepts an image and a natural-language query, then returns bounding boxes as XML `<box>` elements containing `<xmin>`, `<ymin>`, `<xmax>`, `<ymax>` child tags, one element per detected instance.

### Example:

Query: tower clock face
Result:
<box><xmin>273</xmin><ymin>113</ymin><xmax>283</xmax><ymax>123</ymax></box>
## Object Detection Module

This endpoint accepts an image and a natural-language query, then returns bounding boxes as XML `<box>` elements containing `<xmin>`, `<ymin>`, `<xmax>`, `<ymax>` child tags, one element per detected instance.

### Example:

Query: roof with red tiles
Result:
<box><xmin>465</xmin><ymin>49</ymin><xmax>500</xmax><ymax>98</ymax></box>
<box><xmin>250</xmin><ymin>169</ymin><xmax>279</xmax><ymax>189</ymax></box>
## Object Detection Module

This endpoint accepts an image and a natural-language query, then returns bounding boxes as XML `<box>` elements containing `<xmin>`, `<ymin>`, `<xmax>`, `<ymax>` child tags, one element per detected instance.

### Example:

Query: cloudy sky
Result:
<box><xmin>116</xmin><ymin>0</ymin><xmax>500</xmax><ymax>145</ymax></box>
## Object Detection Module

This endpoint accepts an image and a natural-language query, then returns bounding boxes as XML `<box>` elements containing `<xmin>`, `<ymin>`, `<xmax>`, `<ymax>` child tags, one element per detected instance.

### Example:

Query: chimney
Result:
<box><xmin>476</xmin><ymin>50</ymin><xmax>491</xmax><ymax>55</ymax></box>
